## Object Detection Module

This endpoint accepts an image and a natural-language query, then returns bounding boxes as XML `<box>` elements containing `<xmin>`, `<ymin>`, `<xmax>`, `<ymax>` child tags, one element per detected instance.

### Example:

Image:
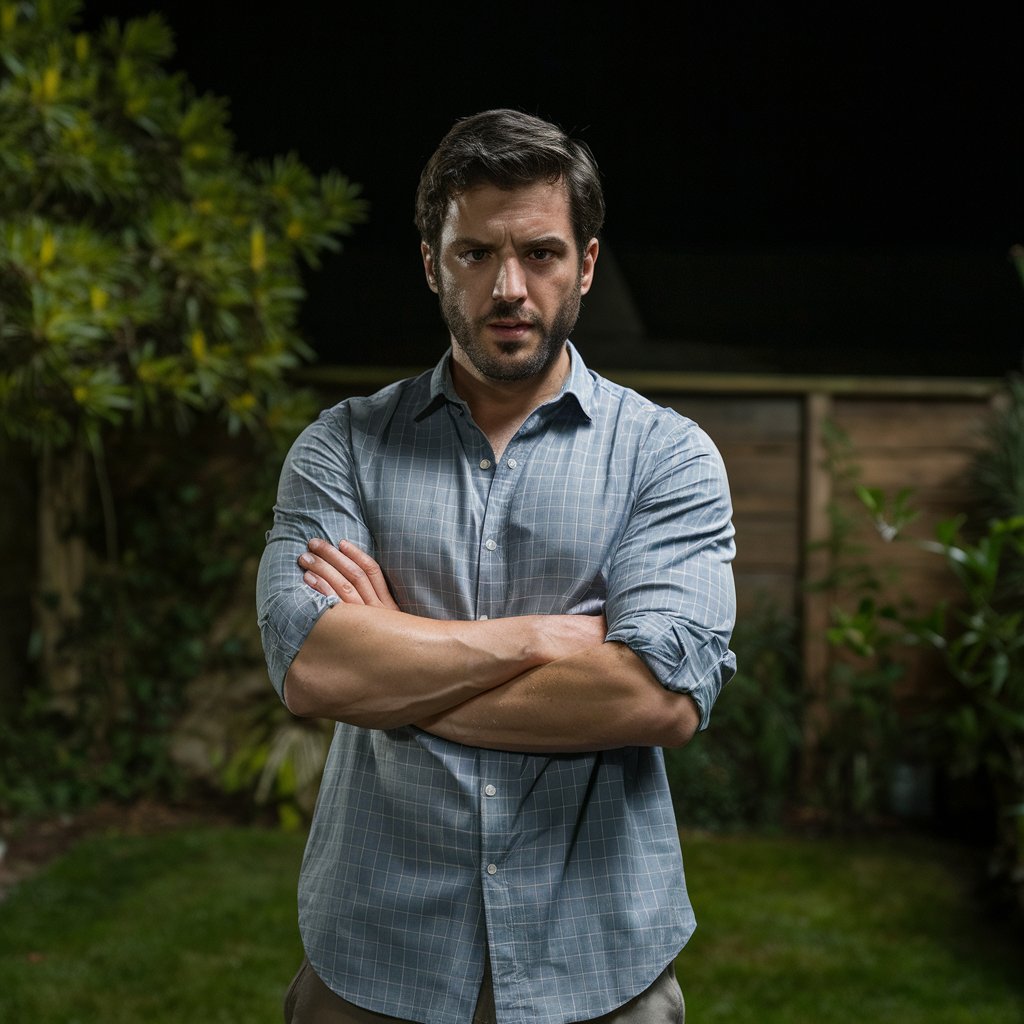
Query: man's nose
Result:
<box><xmin>492</xmin><ymin>257</ymin><xmax>527</xmax><ymax>302</ymax></box>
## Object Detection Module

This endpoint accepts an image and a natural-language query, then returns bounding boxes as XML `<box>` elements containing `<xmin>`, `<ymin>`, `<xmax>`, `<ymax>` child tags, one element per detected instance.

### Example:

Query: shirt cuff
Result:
<box><xmin>258</xmin><ymin>588</ymin><xmax>340</xmax><ymax>700</ymax></box>
<box><xmin>606</xmin><ymin>617</ymin><xmax>736</xmax><ymax>730</ymax></box>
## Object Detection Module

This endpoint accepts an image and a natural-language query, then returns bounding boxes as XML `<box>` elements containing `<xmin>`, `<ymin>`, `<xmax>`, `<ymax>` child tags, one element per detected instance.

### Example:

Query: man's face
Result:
<box><xmin>422</xmin><ymin>180</ymin><xmax>598</xmax><ymax>384</ymax></box>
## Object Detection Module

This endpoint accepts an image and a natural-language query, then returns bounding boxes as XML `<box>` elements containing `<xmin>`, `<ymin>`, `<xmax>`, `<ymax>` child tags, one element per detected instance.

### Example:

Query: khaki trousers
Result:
<box><xmin>284</xmin><ymin>955</ymin><xmax>685</xmax><ymax>1024</ymax></box>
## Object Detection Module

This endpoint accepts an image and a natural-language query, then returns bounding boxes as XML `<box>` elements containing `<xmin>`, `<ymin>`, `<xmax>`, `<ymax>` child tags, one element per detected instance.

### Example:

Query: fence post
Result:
<box><xmin>800</xmin><ymin>390</ymin><xmax>833</xmax><ymax>800</ymax></box>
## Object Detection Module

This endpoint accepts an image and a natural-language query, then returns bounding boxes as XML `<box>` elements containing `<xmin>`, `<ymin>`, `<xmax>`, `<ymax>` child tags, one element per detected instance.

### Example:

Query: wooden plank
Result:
<box><xmin>578</xmin><ymin>370</ymin><xmax>1004</xmax><ymax>400</ymax></box>
<box><xmin>835</xmin><ymin>452</ymin><xmax>979</xmax><ymax>494</ymax></box>
<box><xmin>800</xmin><ymin>392</ymin><xmax>835</xmax><ymax>791</ymax></box>
<box><xmin>732</xmin><ymin>516</ymin><xmax>800</xmax><ymax>570</ymax></box>
<box><xmin>832</xmin><ymin>397</ymin><xmax>995</xmax><ymax>449</ymax></box>
<box><xmin>729</xmin><ymin>462</ymin><xmax>798</xmax><ymax>516</ymax></box>
<box><xmin>300</xmin><ymin>366</ymin><xmax>1005</xmax><ymax>401</ymax></box>
<box><xmin>734</xmin><ymin>572</ymin><xmax>798</xmax><ymax>616</ymax></box>
<box><xmin>663</xmin><ymin>396</ymin><xmax>802</xmax><ymax>442</ymax></box>
<box><xmin>717</xmin><ymin>439</ymin><xmax>801</xmax><ymax>461</ymax></box>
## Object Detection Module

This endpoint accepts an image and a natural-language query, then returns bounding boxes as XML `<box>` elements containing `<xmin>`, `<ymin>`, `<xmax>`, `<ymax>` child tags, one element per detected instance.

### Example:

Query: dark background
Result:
<box><xmin>79</xmin><ymin>2</ymin><xmax>1024</xmax><ymax>377</ymax></box>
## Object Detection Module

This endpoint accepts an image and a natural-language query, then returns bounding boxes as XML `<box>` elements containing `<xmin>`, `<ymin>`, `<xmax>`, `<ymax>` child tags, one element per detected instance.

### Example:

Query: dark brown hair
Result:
<box><xmin>414</xmin><ymin>109</ymin><xmax>605</xmax><ymax>261</ymax></box>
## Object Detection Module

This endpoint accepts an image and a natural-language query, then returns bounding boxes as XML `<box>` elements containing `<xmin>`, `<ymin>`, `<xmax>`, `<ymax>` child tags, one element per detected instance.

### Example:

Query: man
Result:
<box><xmin>257</xmin><ymin>108</ymin><xmax>737</xmax><ymax>1024</ymax></box>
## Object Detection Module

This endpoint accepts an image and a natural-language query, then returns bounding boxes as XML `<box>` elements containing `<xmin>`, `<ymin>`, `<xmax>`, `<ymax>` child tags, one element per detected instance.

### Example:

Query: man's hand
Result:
<box><xmin>299</xmin><ymin>538</ymin><xmax>399</xmax><ymax>609</ymax></box>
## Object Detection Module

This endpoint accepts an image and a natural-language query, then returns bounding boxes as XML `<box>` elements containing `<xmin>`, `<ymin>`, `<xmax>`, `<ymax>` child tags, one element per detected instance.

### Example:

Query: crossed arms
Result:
<box><xmin>283</xmin><ymin>538</ymin><xmax>700</xmax><ymax>753</ymax></box>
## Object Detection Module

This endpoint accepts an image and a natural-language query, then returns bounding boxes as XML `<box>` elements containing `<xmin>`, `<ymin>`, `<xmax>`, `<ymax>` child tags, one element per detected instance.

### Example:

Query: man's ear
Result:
<box><xmin>421</xmin><ymin>242</ymin><xmax>438</xmax><ymax>293</ymax></box>
<box><xmin>579</xmin><ymin>237</ymin><xmax>599</xmax><ymax>296</ymax></box>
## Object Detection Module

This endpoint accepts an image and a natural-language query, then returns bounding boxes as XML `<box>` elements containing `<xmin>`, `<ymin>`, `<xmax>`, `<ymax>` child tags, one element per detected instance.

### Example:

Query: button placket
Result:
<box><xmin>474</xmin><ymin>439</ymin><xmax>503</xmax><ymax>620</ymax></box>
<box><xmin>477</xmin><ymin>752</ymin><xmax>531</xmax><ymax>1014</ymax></box>
<box><xmin>480</xmin><ymin>774</ymin><xmax>502</xmax><ymax>881</ymax></box>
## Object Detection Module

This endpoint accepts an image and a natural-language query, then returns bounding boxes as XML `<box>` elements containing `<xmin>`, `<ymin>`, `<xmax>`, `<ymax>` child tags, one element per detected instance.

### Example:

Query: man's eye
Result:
<box><xmin>461</xmin><ymin>249</ymin><xmax>489</xmax><ymax>263</ymax></box>
<box><xmin>530</xmin><ymin>249</ymin><xmax>555</xmax><ymax>261</ymax></box>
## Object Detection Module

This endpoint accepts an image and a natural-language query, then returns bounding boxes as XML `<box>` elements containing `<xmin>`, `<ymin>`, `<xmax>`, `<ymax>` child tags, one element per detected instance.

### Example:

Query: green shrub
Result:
<box><xmin>919</xmin><ymin>513</ymin><xmax>1024</xmax><ymax>915</ymax></box>
<box><xmin>0</xmin><ymin>1</ymin><xmax>363</xmax><ymax>818</ymax></box>
<box><xmin>801</xmin><ymin>423</ymin><xmax>930</xmax><ymax>828</ymax></box>
<box><xmin>970</xmin><ymin>372</ymin><xmax>1024</xmax><ymax>597</ymax></box>
<box><xmin>851</xmin><ymin>443</ymin><xmax>1024</xmax><ymax>915</ymax></box>
<box><xmin>666</xmin><ymin>598</ymin><xmax>803</xmax><ymax>830</ymax></box>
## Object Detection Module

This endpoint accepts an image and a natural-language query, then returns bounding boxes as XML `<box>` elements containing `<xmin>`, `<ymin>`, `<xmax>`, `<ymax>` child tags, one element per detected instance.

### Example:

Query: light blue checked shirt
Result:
<box><xmin>256</xmin><ymin>343</ymin><xmax>736</xmax><ymax>1024</ymax></box>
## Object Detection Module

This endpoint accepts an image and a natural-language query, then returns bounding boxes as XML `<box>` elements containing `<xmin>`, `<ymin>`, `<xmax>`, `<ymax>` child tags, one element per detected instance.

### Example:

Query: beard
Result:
<box><xmin>437</xmin><ymin>274</ymin><xmax>583</xmax><ymax>382</ymax></box>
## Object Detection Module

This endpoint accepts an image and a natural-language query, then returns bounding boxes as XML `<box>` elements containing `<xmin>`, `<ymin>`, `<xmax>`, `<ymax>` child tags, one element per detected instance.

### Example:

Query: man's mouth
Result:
<box><xmin>486</xmin><ymin>315</ymin><xmax>535</xmax><ymax>337</ymax></box>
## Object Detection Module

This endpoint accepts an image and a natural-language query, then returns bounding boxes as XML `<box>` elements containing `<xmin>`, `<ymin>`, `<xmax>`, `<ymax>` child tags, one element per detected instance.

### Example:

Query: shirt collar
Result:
<box><xmin>415</xmin><ymin>341</ymin><xmax>595</xmax><ymax>423</ymax></box>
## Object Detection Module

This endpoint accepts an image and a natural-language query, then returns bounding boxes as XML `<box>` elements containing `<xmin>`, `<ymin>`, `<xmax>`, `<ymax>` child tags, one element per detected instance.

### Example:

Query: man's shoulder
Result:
<box><xmin>588</xmin><ymin>370</ymin><xmax>707</xmax><ymax>442</ymax></box>
<box><xmin>282</xmin><ymin>368</ymin><xmax>436</xmax><ymax>469</ymax></box>
<box><xmin>580</xmin><ymin>369</ymin><xmax>731</xmax><ymax>482</ymax></box>
<box><xmin>313</xmin><ymin>368</ymin><xmax>435</xmax><ymax>430</ymax></box>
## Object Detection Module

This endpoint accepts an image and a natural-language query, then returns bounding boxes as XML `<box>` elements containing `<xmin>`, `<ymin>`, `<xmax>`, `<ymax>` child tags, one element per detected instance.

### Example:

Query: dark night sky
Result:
<box><xmin>78</xmin><ymin>2</ymin><xmax>1024</xmax><ymax>376</ymax></box>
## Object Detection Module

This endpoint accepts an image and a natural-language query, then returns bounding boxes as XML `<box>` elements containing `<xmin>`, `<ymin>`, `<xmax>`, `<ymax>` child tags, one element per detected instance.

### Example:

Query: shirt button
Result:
<box><xmin>484</xmin><ymin>539</ymin><xmax>497</xmax><ymax>551</ymax></box>
<box><xmin>484</xmin><ymin>784</ymin><xmax>496</xmax><ymax>797</ymax></box>
<box><xmin>487</xmin><ymin>863</ymin><xmax>498</xmax><ymax>875</ymax></box>
<box><xmin>479</xmin><ymin>459</ymin><xmax>491</xmax><ymax>470</ymax></box>
<box><xmin>507</xmin><ymin>458</ymin><xmax>518</xmax><ymax>468</ymax></box>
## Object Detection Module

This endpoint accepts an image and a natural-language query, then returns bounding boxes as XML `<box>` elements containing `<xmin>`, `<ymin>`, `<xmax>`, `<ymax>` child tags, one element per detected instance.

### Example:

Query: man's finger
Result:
<box><xmin>299</xmin><ymin>546</ymin><xmax>366</xmax><ymax>605</ymax></box>
<box><xmin>305</xmin><ymin>540</ymin><xmax>382</xmax><ymax>602</ymax></box>
<box><xmin>337</xmin><ymin>539</ymin><xmax>400</xmax><ymax>610</ymax></box>
<box><xmin>302</xmin><ymin>569</ymin><xmax>339</xmax><ymax>600</ymax></box>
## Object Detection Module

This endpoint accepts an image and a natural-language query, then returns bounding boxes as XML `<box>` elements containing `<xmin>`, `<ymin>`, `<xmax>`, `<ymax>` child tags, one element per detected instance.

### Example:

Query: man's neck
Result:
<box><xmin>449</xmin><ymin>346</ymin><xmax>571</xmax><ymax>461</ymax></box>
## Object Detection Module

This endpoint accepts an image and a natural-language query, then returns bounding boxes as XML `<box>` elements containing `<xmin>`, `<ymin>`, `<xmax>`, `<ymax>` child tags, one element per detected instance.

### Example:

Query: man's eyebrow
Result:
<box><xmin>447</xmin><ymin>235</ymin><xmax>489</xmax><ymax>250</ymax></box>
<box><xmin>524</xmin><ymin>235</ymin><xmax>571</xmax><ymax>250</ymax></box>
<box><xmin>446</xmin><ymin>234</ymin><xmax>571</xmax><ymax>250</ymax></box>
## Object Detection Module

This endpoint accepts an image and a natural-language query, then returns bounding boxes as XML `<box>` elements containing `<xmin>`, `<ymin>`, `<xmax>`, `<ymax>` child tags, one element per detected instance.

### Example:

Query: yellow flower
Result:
<box><xmin>39</xmin><ymin>231</ymin><xmax>56</xmax><ymax>268</ymax></box>
<box><xmin>230</xmin><ymin>391</ymin><xmax>257</xmax><ymax>413</ymax></box>
<box><xmin>41</xmin><ymin>66</ymin><xmax>61</xmax><ymax>103</ymax></box>
<box><xmin>250</xmin><ymin>225</ymin><xmax>267</xmax><ymax>273</ymax></box>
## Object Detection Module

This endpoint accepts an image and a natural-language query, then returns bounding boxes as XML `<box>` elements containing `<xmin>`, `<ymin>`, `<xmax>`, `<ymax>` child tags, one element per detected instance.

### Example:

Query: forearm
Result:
<box><xmin>284</xmin><ymin>604</ymin><xmax>603</xmax><ymax>729</ymax></box>
<box><xmin>416</xmin><ymin>641</ymin><xmax>700</xmax><ymax>753</ymax></box>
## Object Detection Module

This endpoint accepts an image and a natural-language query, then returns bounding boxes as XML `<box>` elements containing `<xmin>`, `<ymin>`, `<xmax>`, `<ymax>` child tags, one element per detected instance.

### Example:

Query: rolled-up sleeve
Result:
<box><xmin>604</xmin><ymin>418</ymin><xmax>737</xmax><ymax>729</ymax></box>
<box><xmin>255</xmin><ymin>407</ymin><xmax>374</xmax><ymax>699</ymax></box>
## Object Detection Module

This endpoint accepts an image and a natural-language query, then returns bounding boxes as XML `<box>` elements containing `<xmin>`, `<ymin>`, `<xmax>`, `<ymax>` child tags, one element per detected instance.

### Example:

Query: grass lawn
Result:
<box><xmin>0</xmin><ymin>823</ymin><xmax>1021</xmax><ymax>1023</ymax></box>
<box><xmin>0</xmin><ymin>825</ymin><xmax>305</xmax><ymax>1023</ymax></box>
<box><xmin>679</xmin><ymin>831</ymin><xmax>1024</xmax><ymax>1023</ymax></box>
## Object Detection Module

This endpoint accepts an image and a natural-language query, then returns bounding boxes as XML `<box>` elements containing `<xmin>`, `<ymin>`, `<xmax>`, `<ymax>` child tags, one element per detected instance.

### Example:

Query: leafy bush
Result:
<box><xmin>855</xmin><ymin>437</ymin><xmax>1024</xmax><ymax>913</ymax></box>
<box><xmin>0</xmin><ymin>1</ymin><xmax>363</xmax><ymax>817</ymax></box>
<box><xmin>969</xmin><ymin>372</ymin><xmax>1024</xmax><ymax>598</ymax></box>
<box><xmin>220</xmin><ymin>702</ymin><xmax>333</xmax><ymax>831</ymax></box>
<box><xmin>801</xmin><ymin>423</ymin><xmax>932</xmax><ymax>828</ymax></box>
<box><xmin>0</xmin><ymin>423</ymin><xmax>295</xmax><ymax>816</ymax></box>
<box><xmin>0</xmin><ymin>1</ymin><xmax>364</xmax><ymax>449</ymax></box>
<box><xmin>666</xmin><ymin>598</ymin><xmax>804</xmax><ymax>831</ymax></box>
<box><xmin>918</xmin><ymin>513</ymin><xmax>1024</xmax><ymax>914</ymax></box>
